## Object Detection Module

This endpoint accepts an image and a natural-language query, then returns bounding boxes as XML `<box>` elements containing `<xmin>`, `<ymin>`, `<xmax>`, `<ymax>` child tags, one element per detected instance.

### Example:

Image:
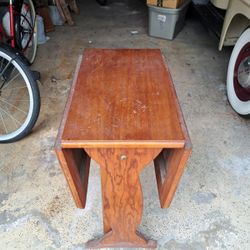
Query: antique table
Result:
<box><xmin>55</xmin><ymin>49</ymin><xmax>192</xmax><ymax>249</ymax></box>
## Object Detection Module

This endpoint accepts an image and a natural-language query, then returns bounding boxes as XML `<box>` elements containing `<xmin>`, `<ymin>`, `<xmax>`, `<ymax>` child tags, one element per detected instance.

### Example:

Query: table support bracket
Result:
<box><xmin>85</xmin><ymin>148</ymin><xmax>161</xmax><ymax>249</ymax></box>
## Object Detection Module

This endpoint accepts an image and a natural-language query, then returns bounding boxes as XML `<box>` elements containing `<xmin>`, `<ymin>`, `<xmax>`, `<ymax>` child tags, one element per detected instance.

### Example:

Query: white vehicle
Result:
<box><xmin>211</xmin><ymin>0</ymin><xmax>250</xmax><ymax>116</ymax></box>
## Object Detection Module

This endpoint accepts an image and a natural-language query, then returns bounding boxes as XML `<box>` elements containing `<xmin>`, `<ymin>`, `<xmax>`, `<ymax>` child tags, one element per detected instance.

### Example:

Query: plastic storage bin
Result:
<box><xmin>148</xmin><ymin>0</ymin><xmax>191</xmax><ymax>40</ymax></box>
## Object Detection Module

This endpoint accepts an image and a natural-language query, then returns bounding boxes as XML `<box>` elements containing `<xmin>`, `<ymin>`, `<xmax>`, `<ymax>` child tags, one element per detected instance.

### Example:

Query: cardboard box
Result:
<box><xmin>147</xmin><ymin>0</ymin><xmax>184</xmax><ymax>9</ymax></box>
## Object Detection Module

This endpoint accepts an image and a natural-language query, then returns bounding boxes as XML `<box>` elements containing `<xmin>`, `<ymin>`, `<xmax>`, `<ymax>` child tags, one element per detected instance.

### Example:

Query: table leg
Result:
<box><xmin>85</xmin><ymin>148</ymin><xmax>161</xmax><ymax>249</ymax></box>
<box><xmin>100</xmin><ymin>166</ymin><xmax>112</xmax><ymax>234</ymax></box>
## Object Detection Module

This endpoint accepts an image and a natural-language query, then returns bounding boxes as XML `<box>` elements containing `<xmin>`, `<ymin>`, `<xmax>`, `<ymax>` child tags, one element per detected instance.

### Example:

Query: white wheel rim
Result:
<box><xmin>227</xmin><ymin>28</ymin><xmax>250</xmax><ymax>115</ymax></box>
<box><xmin>0</xmin><ymin>50</ymin><xmax>34</xmax><ymax>141</ymax></box>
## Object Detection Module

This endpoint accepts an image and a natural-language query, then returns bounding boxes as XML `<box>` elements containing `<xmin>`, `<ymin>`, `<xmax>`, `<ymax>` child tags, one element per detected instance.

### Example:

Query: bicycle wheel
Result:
<box><xmin>15</xmin><ymin>0</ymin><xmax>37</xmax><ymax>64</ymax></box>
<box><xmin>0</xmin><ymin>46</ymin><xmax>40</xmax><ymax>143</ymax></box>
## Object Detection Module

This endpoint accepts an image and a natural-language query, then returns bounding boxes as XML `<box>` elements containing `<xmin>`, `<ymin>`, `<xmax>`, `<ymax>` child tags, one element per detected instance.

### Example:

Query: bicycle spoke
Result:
<box><xmin>22</xmin><ymin>30</ymin><xmax>33</xmax><ymax>35</ymax></box>
<box><xmin>1</xmin><ymin>72</ymin><xmax>21</xmax><ymax>90</ymax></box>
<box><xmin>0</xmin><ymin>59</ymin><xmax>13</xmax><ymax>78</ymax></box>
<box><xmin>0</xmin><ymin>79</ymin><xmax>6</xmax><ymax>90</ymax></box>
<box><xmin>0</xmin><ymin>57</ymin><xmax>5</xmax><ymax>72</ymax></box>
<box><xmin>4</xmin><ymin>105</ymin><xmax>19</xmax><ymax>129</ymax></box>
<box><xmin>0</xmin><ymin>96</ymin><xmax>30</xmax><ymax>102</ymax></box>
<box><xmin>0</xmin><ymin>95</ymin><xmax>30</xmax><ymax>105</ymax></box>
<box><xmin>0</xmin><ymin>97</ymin><xmax>28</xmax><ymax>114</ymax></box>
<box><xmin>0</xmin><ymin>109</ymin><xmax>8</xmax><ymax>133</ymax></box>
<box><xmin>21</xmin><ymin>8</ymin><xmax>30</xmax><ymax>26</ymax></box>
<box><xmin>0</xmin><ymin>96</ymin><xmax>29</xmax><ymax>101</ymax></box>
<box><xmin>0</xmin><ymin>59</ymin><xmax>17</xmax><ymax>89</ymax></box>
<box><xmin>2</xmin><ymin>86</ymin><xmax>27</xmax><ymax>91</ymax></box>
<box><xmin>0</xmin><ymin>106</ymin><xmax>22</xmax><ymax>126</ymax></box>
<box><xmin>0</xmin><ymin>42</ymin><xmax>39</xmax><ymax>141</ymax></box>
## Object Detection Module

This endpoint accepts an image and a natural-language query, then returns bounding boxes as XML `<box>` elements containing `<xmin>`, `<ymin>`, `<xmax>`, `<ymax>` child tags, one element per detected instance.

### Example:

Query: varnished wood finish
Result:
<box><xmin>55</xmin><ymin>49</ymin><xmax>192</xmax><ymax>249</ymax></box>
<box><xmin>154</xmin><ymin>147</ymin><xmax>191</xmax><ymax>208</ymax></box>
<box><xmin>153</xmin><ymin>66</ymin><xmax>192</xmax><ymax>208</ymax></box>
<box><xmin>55</xmin><ymin>148</ymin><xmax>90</xmax><ymax>208</ymax></box>
<box><xmin>85</xmin><ymin>148</ymin><xmax>161</xmax><ymax>248</ymax></box>
<box><xmin>55</xmin><ymin>56</ymin><xmax>89</xmax><ymax>208</ymax></box>
<box><xmin>61</xmin><ymin>49</ymin><xmax>185</xmax><ymax>148</ymax></box>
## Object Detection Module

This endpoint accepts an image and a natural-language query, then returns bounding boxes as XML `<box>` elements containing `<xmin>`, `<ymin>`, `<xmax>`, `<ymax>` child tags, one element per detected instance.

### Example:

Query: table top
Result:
<box><xmin>59</xmin><ymin>49</ymin><xmax>188</xmax><ymax>148</ymax></box>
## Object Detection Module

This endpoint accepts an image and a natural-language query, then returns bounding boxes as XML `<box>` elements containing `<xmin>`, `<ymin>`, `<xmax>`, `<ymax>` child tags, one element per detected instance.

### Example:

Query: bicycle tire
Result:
<box><xmin>15</xmin><ymin>0</ymin><xmax>38</xmax><ymax>64</ymax></box>
<box><xmin>0</xmin><ymin>46</ymin><xmax>40</xmax><ymax>143</ymax></box>
<box><xmin>25</xmin><ymin>0</ymin><xmax>37</xmax><ymax>64</ymax></box>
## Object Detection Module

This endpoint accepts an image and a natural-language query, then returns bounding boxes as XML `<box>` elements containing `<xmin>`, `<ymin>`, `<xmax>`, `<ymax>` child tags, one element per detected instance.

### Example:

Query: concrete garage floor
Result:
<box><xmin>1</xmin><ymin>0</ymin><xmax>250</xmax><ymax>249</ymax></box>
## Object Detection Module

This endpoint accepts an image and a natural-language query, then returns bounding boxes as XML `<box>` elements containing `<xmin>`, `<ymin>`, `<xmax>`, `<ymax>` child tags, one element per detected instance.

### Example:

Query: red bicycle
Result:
<box><xmin>0</xmin><ymin>0</ymin><xmax>37</xmax><ymax>64</ymax></box>
<box><xmin>0</xmin><ymin>0</ymin><xmax>40</xmax><ymax>143</ymax></box>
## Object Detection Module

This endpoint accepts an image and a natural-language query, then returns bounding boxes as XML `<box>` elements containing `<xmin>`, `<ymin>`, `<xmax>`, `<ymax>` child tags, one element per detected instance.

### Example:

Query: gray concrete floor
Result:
<box><xmin>1</xmin><ymin>0</ymin><xmax>250</xmax><ymax>249</ymax></box>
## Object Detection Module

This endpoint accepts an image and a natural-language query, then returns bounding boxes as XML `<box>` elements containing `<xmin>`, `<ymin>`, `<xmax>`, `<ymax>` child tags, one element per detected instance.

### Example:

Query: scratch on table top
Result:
<box><xmin>134</xmin><ymin>100</ymin><xmax>147</xmax><ymax>113</ymax></box>
<box><xmin>119</xmin><ymin>98</ymin><xmax>128</xmax><ymax>102</ymax></box>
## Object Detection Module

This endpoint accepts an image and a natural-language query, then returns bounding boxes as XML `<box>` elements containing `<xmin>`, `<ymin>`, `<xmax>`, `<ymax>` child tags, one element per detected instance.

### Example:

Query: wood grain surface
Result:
<box><xmin>55</xmin><ymin>49</ymin><xmax>192</xmax><ymax>249</ymax></box>
<box><xmin>61</xmin><ymin>49</ymin><xmax>185</xmax><ymax>148</ymax></box>
<box><xmin>85</xmin><ymin>148</ymin><xmax>161</xmax><ymax>248</ymax></box>
<box><xmin>55</xmin><ymin>148</ymin><xmax>90</xmax><ymax>208</ymax></box>
<box><xmin>154</xmin><ymin>147</ymin><xmax>191</xmax><ymax>208</ymax></box>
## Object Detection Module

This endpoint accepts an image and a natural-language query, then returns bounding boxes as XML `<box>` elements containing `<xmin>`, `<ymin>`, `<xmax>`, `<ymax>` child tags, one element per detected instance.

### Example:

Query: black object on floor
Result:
<box><xmin>96</xmin><ymin>0</ymin><xmax>107</xmax><ymax>6</ymax></box>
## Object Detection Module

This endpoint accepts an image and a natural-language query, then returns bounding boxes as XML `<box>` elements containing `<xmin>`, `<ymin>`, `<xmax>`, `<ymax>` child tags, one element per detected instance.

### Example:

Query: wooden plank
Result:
<box><xmin>85</xmin><ymin>147</ymin><xmax>161</xmax><ymax>248</ymax></box>
<box><xmin>61</xmin><ymin>49</ymin><xmax>186</xmax><ymax>148</ymax></box>
<box><xmin>55</xmin><ymin>56</ymin><xmax>82</xmax><ymax>148</ymax></box>
<box><xmin>58</xmin><ymin>0</ymin><xmax>74</xmax><ymax>25</ymax></box>
<box><xmin>55</xmin><ymin>148</ymin><xmax>90</xmax><ymax>208</ymax></box>
<box><xmin>37</xmin><ymin>7</ymin><xmax>55</xmax><ymax>32</ymax></box>
<box><xmin>55</xmin><ymin>0</ymin><xmax>66</xmax><ymax>22</ymax></box>
<box><xmin>61</xmin><ymin>140</ymin><xmax>185</xmax><ymax>149</ymax></box>
<box><xmin>154</xmin><ymin>147</ymin><xmax>191</xmax><ymax>208</ymax></box>
<box><xmin>67</xmin><ymin>0</ymin><xmax>79</xmax><ymax>14</ymax></box>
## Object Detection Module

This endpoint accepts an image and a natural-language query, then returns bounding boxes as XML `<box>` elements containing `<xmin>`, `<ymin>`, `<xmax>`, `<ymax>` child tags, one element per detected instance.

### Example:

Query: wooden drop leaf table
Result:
<box><xmin>55</xmin><ymin>49</ymin><xmax>192</xmax><ymax>249</ymax></box>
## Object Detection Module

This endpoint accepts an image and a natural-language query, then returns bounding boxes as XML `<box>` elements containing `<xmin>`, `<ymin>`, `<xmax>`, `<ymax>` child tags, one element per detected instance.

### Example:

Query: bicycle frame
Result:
<box><xmin>0</xmin><ymin>0</ymin><xmax>33</xmax><ymax>51</ymax></box>
<box><xmin>9</xmin><ymin>0</ymin><xmax>15</xmax><ymax>47</ymax></box>
<box><xmin>0</xmin><ymin>0</ymin><xmax>16</xmax><ymax>47</ymax></box>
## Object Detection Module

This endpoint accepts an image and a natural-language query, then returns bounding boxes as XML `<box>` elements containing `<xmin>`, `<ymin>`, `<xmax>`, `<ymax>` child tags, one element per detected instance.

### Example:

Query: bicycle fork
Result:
<box><xmin>9</xmin><ymin>0</ymin><xmax>15</xmax><ymax>48</ymax></box>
